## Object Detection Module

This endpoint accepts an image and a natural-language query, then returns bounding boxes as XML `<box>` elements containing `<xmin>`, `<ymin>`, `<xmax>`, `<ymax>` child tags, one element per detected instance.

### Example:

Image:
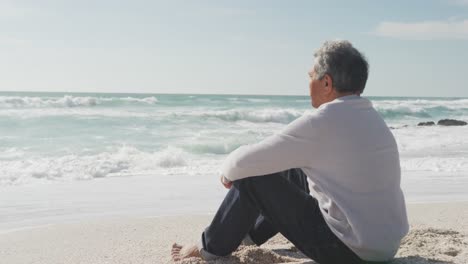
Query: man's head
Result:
<box><xmin>308</xmin><ymin>40</ymin><xmax>369</xmax><ymax>108</ymax></box>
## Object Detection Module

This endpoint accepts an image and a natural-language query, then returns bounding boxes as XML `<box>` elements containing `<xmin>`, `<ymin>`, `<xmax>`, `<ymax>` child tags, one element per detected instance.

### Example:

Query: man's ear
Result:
<box><xmin>323</xmin><ymin>74</ymin><xmax>333</xmax><ymax>93</ymax></box>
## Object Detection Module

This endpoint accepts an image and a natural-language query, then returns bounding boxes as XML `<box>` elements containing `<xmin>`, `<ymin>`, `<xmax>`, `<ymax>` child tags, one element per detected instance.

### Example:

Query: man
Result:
<box><xmin>171</xmin><ymin>40</ymin><xmax>409</xmax><ymax>264</ymax></box>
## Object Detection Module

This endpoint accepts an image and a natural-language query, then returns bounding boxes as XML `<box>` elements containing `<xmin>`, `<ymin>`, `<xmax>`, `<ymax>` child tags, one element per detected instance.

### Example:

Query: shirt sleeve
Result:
<box><xmin>221</xmin><ymin>113</ymin><xmax>319</xmax><ymax>181</ymax></box>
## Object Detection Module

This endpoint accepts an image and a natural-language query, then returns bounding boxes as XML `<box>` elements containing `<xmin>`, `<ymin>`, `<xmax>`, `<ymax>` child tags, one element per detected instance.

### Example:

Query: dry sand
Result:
<box><xmin>0</xmin><ymin>202</ymin><xmax>467</xmax><ymax>264</ymax></box>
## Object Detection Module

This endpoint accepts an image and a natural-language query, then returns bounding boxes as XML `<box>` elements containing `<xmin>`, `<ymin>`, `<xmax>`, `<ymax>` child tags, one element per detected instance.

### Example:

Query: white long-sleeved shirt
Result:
<box><xmin>221</xmin><ymin>95</ymin><xmax>409</xmax><ymax>261</ymax></box>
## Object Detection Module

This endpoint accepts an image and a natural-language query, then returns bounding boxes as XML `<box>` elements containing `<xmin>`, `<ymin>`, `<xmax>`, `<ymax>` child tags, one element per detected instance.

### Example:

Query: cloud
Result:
<box><xmin>374</xmin><ymin>19</ymin><xmax>468</xmax><ymax>40</ymax></box>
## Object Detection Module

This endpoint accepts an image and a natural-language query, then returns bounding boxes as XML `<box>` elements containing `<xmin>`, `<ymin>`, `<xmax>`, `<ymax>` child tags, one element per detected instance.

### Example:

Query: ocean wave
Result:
<box><xmin>376</xmin><ymin>106</ymin><xmax>432</xmax><ymax>119</ymax></box>
<box><xmin>117</xmin><ymin>96</ymin><xmax>158</xmax><ymax>104</ymax></box>
<box><xmin>374</xmin><ymin>100</ymin><xmax>468</xmax><ymax>120</ymax></box>
<box><xmin>182</xmin><ymin>141</ymin><xmax>239</xmax><ymax>155</ymax></box>
<box><xmin>180</xmin><ymin>136</ymin><xmax>255</xmax><ymax>155</ymax></box>
<box><xmin>226</xmin><ymin>98</ymin><xmax>271</xmax><ymax>103</ymax></box>
<box><xmin>0</xmin><ymin>108</ymin><xmax>153</xmax><ymax>118</ymax></box>
<box><xmin>0</xmin><ymin>146</ymin><xmax>190</xmax><ymax>185</ymax></box>
<box><xmin>401</xmin><ymin>157</ymin><xmax>468</xmax><ymax>173</ymax></box>
<box><xmin>0</xmin><ymin>95</ymin><xmax>158</xmax><ymax>108</ymax></box>
<box><xmin>246</xmin><ymin>98</ymin><xmax>271</xmax><ymax>103</ymax></box>
<box><xmin>199</xmin><ymin>109</ymin><xmax>303</xmax><ymax>124</ymax></box>
<box><xmin>0</xmin><ymin>95</ymin><xmax>98</xmax><ymax>108</ymax></box>
<box><xmin>0</xmin><ymin>106</ymin><xmax>305</xmax><ymax>123</ymax></box>
<box><xmin>373</xmin><ymin>99</ymin><xmax>468</xmax><ymax>118</ymax></box>
<box><xmin>156</xmin><ymin>147</ymin><xmax>188</xmax><ymax>168</ymax></box>
<box><xmin>0</xmin><ymin>148</ymin><xmax>25</xmax><ymax>160</ymax></box>
<box><xmin>373</xmin><ymin>98</ymin><xmax>468</xmax><ymax>109</ymax></box>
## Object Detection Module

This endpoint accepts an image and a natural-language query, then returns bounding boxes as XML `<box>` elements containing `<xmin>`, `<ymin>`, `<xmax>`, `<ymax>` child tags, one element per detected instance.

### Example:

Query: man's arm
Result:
<box><xmin>221</xmin><ymin>114</ymin><xmax>319</xmax><ymax>182</ymax></box>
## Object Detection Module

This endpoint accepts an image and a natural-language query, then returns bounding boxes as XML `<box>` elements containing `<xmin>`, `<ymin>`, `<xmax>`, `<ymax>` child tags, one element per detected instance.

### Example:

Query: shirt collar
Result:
<box><xmin>336</xmin><ymin>94</ymin><xmax>361</xmax><ymax>101</ymax></box>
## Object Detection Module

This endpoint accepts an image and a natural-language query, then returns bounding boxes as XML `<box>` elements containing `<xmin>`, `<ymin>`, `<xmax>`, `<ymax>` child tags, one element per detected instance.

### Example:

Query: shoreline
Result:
<box><xmin>1</xmin><ymin>202</ymin><xmax>467</xmax><ymax>264</ymax></box>
<box><xmin>2</xmin><ymin>199</ymin><xmax>468</xmax><ymax>236</ymax></box>
<box><xmin>2</xmin><ymin>169</ymin><xmax>468</xmax><ymax>235</ymax></box>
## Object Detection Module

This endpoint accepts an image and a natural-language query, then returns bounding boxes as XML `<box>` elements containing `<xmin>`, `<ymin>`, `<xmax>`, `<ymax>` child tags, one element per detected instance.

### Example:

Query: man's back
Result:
<box><xmin>301</xmin><ymin>95</ymin><xmax>409</xmax><ymax>261</ymax></box>
<box><xmin>222</xmin><ymin>95</ymin><xmax>409</xmax><ymax>261</ymax></box>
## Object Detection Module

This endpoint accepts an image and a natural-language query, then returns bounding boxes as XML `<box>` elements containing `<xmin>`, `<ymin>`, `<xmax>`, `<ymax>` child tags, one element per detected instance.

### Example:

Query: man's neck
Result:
<box><xmin>327</xmin><ymin>91</ymin><xmax>360</xmax><ymax>103</ymax></box>
<box><xmin>335</xmin><ymin>91</ymin><xmax>360</xmax><ymax>98</ymax></box>
<box><xmin>315</xmin><ymin>91</ymin><xmax>361</xmax><ymax>109</ymax></box>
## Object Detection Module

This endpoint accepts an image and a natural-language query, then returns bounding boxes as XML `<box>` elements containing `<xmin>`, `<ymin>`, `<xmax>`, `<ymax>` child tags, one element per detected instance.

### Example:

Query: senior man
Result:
<box><xmin>171</xmin><ymin>40</ymin><xmax>409</xmax><ymax>264</ymax></box>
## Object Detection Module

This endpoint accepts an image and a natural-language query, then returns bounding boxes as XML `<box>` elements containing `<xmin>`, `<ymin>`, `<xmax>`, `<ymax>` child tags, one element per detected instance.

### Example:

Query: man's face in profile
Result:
<box><xmin>308</xmin><ymin>68</ymin><xmax>323</xmax><ymax>108</ymax></box>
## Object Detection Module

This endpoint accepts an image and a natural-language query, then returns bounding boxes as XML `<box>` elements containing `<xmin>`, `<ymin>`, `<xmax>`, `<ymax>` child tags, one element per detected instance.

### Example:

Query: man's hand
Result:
<box><xmin>220</xmin><ymin>175</ymin><xmax>233</xmax><ymax>189</ymax></box>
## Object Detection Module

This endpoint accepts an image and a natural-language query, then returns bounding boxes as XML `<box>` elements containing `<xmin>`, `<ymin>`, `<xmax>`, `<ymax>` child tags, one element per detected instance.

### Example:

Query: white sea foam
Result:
<box><xmin>58</xmin><ymin>96</ymin><xmax>99</xmax><ymax>107</ymax></box>
<box><xmin>0</xmin><ymin>107</ymin><xmax>297</xmax><ymax>122</ymax></box>
<box><xmin>376</xmin><ymin>105</ymin><xmax>431</xmax><ymax>117</ymax></box>
<box><xmin>0</xmin><ymin>146</ymin><xmax>192</xmax><ymax>185</ymax></box>
<box><xmin>246</xmin><ymin>98</ymin><xmax>270</xmax><ymax>103</ymax></box>
<box><xmin>0</xmin><ymin>148</ymin><xmax>24</xmax><ymax>160</ymax></box>
<box><xmin>394</xmin><ymin>126</ymin><xmax>468</xmax><ymax>173</ymax></box>
<box><xmin>371</xmin><ymin>101</ymin><xmax>468</xmax><ymax>125</ymax></box>
<box><xmin>0</xmin><ymin>106</ymin><xmax>302</xmax><ymax>123</ymax></box>
<box><xmin>393</xmin><ymin>126</ymin><xmax>468</xmax><ymax>152</ymax></box>
<box><xmin>373</xmin><ymin>98</ymin><xmax>468</xmax><ymax>110</ymax></box>
<box><xmin>401</xmin><ymin>157</ymin><xmax>468</xmax><ymax>173</ymax></box>
<box><xmin>181</xmin><ymin>137</ymin><xmax>253</xmax><ymax>155</ymax></box>
<box><xmin>199</xmin><ymin>108</ymin><xmax>304</xmax><ymax>123</ymax></box>
<box><xmin>0</xmin><ymin>95</ymin><xmax>158</xmax><ymax>108</ymax></box>
<box><xmin>156</xmin><ymin>147</ymin><xmax>188</xmax><ymax>168</ymax></box>
<box><xmin>0</xmin><ymin>95</ymin><xmax>99</xmax><ymax>108</ymax></box>
<box><xmin>0</xmin><ymin>108</ymin><xmax>153</xmax><ymax>118</ymax></box>
<box><xmin>373</xmin><ymin>99</ymin><xmax>468</xmax><ymax>120</ymax></box>
<box><xmin>118</xmin><ymin>96</ymin><xmax>158</xmax><ymax>104</ymax></box>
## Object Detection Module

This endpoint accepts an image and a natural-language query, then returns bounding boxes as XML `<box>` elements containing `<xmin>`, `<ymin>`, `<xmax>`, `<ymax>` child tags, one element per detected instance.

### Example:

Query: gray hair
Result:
<box><xmin>313</xmin><ymin>40</ymin><xmax>369</xmax><ymax>93</ymax></box>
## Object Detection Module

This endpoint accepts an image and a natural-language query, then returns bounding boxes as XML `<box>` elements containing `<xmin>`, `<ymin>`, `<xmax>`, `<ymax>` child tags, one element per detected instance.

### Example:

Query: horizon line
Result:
<box><xmin>0</xmin><ymin>90</ymin><xmax>467</xmax><ymax>99</ymax></box>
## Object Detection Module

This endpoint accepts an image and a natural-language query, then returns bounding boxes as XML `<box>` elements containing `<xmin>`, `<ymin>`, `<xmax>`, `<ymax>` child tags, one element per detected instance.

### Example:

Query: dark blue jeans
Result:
<box><xmin>201</xmin><ymin>168</ymin><xmax>367</xmax><ymax>264</ymax></box>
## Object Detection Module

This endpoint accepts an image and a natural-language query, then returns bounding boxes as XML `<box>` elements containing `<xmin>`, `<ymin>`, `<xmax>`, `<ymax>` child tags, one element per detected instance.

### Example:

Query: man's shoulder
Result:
<box><xmin>279</xmin><ymin>111</ymin><xmax>325</xmax><ymax>136</ymax></box>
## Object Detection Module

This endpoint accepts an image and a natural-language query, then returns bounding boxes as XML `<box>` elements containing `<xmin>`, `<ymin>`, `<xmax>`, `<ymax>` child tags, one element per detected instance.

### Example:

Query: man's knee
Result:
<box><xmin>232</xmin><ymin>174</ymin><xmax>283</xmax><ymax>190</ymax></box>
<box><xmin>232</xmin><ymin>176</ymin><xmax>257</xmax><ymax>189</ymax></box>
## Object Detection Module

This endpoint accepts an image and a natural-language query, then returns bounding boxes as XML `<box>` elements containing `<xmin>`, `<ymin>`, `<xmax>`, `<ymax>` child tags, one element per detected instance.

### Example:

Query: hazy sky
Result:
<box><xmin>1</xmin><ymin>0</ymin><xmax>468</xmax><ymax>97</ymax></box>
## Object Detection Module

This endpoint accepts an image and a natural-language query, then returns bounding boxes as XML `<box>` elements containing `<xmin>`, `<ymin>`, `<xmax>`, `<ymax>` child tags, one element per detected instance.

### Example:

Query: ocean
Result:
<box><xmin>1</xmin><ymin>92</ymin><xmax>468</xmax><ymax>232</ymax></box>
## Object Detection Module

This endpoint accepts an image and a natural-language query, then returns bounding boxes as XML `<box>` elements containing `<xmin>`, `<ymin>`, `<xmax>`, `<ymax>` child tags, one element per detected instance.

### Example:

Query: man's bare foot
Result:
<box><xmin>171</xmin><ymin>243</ymin><xmax>202</xmax><ymax>261</ymax></box>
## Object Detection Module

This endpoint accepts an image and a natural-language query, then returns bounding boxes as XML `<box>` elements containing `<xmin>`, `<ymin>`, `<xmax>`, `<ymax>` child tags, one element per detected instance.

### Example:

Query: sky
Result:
<box><xmin>1</xmin><ymin>0</ymin><xmax>468</xmax><ymax>97</ymax></box>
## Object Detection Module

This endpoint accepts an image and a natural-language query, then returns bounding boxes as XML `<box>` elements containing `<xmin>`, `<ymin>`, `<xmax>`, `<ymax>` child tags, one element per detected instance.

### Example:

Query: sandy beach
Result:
<box><xmin>0</xmin><ymin>202</ymin><xmax>466</xmax><ymax>264</ymax></box>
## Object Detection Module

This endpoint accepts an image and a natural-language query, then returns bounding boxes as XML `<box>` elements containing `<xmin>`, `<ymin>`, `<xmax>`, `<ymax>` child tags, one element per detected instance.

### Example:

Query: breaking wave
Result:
<box><xmin>198</xmin><ymin>109</ymin><xmax>303</xmax><ymax>124</ymax></box>
<box><xmin>373</xmin><ymin>99</ymin><xmax>468</xmax><ymax>120</ymax></box>
<box><xmin>0</xmin><ymin>95</ymin><xmax>158</xmax><ymax>108</ymax></box>
<box><xmin>0</xmin><ymin>146</ymin><xmax>189</xmax><ymax>185</ymax></box>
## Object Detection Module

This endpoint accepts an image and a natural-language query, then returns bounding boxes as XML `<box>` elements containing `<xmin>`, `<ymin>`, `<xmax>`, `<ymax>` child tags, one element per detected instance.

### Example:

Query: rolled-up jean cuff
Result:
<box><xmin>197</xmin><ymin>239</ymin><xmax>221</xmax><ymax>261</ymax></box>
<box><xmin>241</xmin><ymin>233</ymin><xmax>256</xmax><ymax>246</ymax></box>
